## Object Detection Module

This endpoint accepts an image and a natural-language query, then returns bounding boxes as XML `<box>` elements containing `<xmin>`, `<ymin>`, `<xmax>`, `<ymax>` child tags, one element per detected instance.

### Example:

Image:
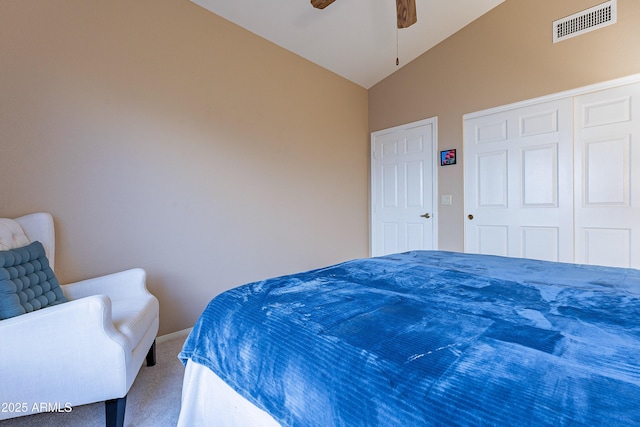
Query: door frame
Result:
<box><xmin>370</xmin><ymin>117</ymin><xmax>439</xmax><ymax>256</ymax></box>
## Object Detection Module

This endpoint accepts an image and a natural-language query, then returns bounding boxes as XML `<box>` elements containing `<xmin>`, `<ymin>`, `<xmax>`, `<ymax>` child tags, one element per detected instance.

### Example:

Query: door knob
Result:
<box><xmin>420</xmin><ymin>213</ymin><xmax>431</xmax><ymax>219</ymax></box>
<box><xmin>468</xmin><ymin>214</ymin><xmax>474</xmax><ymax>220</ymax></box>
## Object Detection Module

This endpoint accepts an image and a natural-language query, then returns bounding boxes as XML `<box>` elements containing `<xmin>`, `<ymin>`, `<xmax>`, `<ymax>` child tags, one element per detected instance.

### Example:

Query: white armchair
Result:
<box><xmin>0</xmin><ymin>213</ymin><xmax>159</xmax><ymax>427</ymax></box>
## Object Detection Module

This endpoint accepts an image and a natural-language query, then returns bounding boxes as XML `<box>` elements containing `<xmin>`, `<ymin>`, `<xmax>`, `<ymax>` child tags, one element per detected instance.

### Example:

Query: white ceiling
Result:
<box><xmin>191</xmin><ymin>0</ymin><xmax>505</xmax><ymax>89</ymax></box>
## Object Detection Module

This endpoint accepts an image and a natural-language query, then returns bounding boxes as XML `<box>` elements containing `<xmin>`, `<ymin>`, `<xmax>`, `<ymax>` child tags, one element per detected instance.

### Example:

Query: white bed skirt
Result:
<box><xmin>178</xmin><ymin>359</ymin><xmax>281</xmax><ymax>427</ymax></box>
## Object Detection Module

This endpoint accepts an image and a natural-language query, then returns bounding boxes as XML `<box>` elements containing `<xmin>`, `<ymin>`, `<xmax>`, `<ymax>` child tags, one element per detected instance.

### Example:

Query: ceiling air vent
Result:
<box><xmin>553</xmin><ymin>0</ymin><xmax>617</xmax><ymax>43</ymax></box>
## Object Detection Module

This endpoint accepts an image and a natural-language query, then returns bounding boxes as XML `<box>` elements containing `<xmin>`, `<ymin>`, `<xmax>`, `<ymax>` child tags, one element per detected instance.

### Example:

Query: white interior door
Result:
<box><xmin>574</xmin><ymin>82</ymin><xmax>640</xmax><ymax>268</ymax></box>
<box><xmin>464</xmin><ymin>99</ymin><xmax>574</xmax><ymax>262</ymax></box>
<box><xmin>371</xmin><ymin>118</ymin><xmax>438</xmax><ymax>257</ymax></box>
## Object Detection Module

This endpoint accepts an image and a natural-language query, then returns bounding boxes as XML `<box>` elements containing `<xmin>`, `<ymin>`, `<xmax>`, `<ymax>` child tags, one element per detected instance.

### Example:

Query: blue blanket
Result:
<box><xmin>179</xmin><ymin>251</ymin><xmax>640</xmax><ymax>426</ymax></box>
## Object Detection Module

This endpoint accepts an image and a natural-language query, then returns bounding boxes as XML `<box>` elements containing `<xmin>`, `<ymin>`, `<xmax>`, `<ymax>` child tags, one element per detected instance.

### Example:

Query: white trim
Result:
<box><xmin>157</xmin><ymin>327</ymin><xmax>193</xmax><ymax>344</ymax></box>
<box><xmin>370</xmin><ymin>117</ymin><xmax>439</xmax><ymax>256</ymax></box>
<box><xmin>464</xmin><ymin>73</ymin><xmax>640</xmax><ymax>120</ymax></box>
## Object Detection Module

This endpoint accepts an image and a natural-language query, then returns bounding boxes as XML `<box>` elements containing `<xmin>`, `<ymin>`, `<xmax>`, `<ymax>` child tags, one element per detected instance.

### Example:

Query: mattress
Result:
<box><xmin>179</xmin><ymin>251</ymin><xmax>640</xmax><ymax>426</ymax></box>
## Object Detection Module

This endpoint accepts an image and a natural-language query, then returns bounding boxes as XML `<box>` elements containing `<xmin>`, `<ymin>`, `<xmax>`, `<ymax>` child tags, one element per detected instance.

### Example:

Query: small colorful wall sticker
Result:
<box><xmin>440</xmin><ymin>149</ymin><xmax>456</xmax><ymax>166</ymax></box>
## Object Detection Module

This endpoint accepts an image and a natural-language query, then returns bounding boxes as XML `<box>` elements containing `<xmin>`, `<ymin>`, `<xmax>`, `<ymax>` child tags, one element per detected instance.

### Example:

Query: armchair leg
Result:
<box><xmin>146</xmin><ymin>339</ymin><xmax>157</xmax><ymax>366</ymax></box>
<box><xmin>105</xmin><ymin>396</ymin><xmax>126</xmax><ymax>427</ymax></box>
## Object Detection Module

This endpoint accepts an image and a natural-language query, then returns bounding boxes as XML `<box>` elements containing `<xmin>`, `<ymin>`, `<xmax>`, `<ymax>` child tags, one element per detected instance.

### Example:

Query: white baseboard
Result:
<box><xmin>157</xmin><ymin>327</ymin><xmax>193</xmax><ymax>343</ymax></box>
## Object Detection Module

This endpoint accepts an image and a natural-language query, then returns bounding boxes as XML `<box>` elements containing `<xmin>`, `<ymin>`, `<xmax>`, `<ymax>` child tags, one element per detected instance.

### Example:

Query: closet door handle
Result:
<box><xmin>420</xmin><ymin>213</ymin><xmax>431</xmax><ymax>219</ymax></box>
<box><xmin>468</xmin><ymin>214</ymin><xmax>474</xmax><ymax>220</ymax></box>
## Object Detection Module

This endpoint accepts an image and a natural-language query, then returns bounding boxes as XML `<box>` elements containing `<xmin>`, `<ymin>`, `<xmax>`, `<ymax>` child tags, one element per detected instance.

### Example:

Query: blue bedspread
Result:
<box><xmin>179</xmin><ymin>251</ymin><xmax>640</xmax><ymax>426</ymax></box>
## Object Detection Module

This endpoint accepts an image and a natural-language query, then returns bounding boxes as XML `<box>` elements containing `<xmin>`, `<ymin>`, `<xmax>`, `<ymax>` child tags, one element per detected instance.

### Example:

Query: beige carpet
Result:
<box><xmin>0</xmin><ymin>330</ymin><xmax>189</xmax><ymax>427</ymax></box>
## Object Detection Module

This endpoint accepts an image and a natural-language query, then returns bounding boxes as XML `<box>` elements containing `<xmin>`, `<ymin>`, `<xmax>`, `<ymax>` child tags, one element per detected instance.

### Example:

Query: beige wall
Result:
<box><xmin>369</xmin><ymin>0</ymin><xmax>640</xmax><ymax>251</ymax></box>
<box><xmin>0</xmin><ymin>0</ymin><xmax>369</xmax><ymax>334</ymax></box>
<box><xmin>5</xmin><ymin>0</ymin><xmax>639</xmax><ymax>335</ymax></box>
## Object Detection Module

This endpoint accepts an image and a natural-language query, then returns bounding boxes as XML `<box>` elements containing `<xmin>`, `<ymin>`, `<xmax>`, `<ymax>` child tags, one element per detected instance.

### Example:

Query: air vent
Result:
<box><xmin>553</xmin><ymin>0</ymin><xmax>617</xmax><ymax>43</ymax></box>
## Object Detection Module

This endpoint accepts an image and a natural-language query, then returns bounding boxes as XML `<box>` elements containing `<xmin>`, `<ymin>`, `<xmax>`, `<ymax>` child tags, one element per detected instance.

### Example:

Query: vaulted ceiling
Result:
<box><xmin>191</xmin><ymin>0</ymin><xmax>505</xmax><ymax>89</ymax></box>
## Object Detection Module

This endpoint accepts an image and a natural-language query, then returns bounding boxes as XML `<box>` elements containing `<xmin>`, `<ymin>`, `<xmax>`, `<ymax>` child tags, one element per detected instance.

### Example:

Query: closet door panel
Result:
<box><xmin>574</xmin><ymin>82</ymin><xmax>640</xmax><ymax>268</ymax></box>
<box><xmin>464</xmin><ymin>99</ymin><xmax>574</xmax><ymax>262</ymax></box>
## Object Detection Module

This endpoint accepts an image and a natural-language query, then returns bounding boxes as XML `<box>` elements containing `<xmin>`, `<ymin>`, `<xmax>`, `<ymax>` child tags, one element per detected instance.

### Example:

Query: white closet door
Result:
<box><xmin>464</xmin><ymin>99</ymin><xmax>574</xmax><ymax>262</ymax></box>
<box><xmin>574</xmin><ymin>82</ymin><xmax>640</xmax><ymax>268</ymax></box>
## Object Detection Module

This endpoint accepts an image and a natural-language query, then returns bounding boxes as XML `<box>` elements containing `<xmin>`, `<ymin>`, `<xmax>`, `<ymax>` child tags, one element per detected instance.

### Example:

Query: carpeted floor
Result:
<box><xmin>0</xmin><ymin>330</ymin><xmax>190</xmax><ymax>427</ymax></box>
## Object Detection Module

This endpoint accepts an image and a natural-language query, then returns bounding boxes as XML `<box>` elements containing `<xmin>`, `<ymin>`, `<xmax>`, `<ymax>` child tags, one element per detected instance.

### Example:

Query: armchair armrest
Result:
<box><xmin>62</xmin><ymin>268</ymin><xmax>149</xmax><ymax>301</ymax></box>
<box><xmin>0</xmin><ymin>295</ymin><xmax>131</xmax><ymax>405</ymax></box>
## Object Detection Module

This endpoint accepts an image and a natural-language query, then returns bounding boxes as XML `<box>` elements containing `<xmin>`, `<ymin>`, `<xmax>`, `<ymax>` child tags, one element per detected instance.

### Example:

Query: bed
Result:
<box><xmin>178</xmin><ymin>250</ymin><xmax>640</xmax><ymax>426</ymax></box>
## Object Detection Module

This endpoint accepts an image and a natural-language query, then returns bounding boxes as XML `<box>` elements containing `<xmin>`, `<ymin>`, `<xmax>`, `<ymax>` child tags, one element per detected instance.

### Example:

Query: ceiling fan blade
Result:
<box><xmin>396</xmin><ymin>0</ymin><xmax>417</xmax><ymax>28</ymax></box>
<box><xmin>311</xmin><ymin>0</ymin><xmax>336</xmax><ymax>9</ymax></box>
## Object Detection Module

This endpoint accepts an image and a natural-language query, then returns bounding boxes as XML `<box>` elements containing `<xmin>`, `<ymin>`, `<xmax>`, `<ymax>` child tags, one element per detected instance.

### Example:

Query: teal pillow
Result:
<box><xmin>0</xmin><ymin>241</ymin><xmax>67</xmax><ymax>320</ymax></box>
